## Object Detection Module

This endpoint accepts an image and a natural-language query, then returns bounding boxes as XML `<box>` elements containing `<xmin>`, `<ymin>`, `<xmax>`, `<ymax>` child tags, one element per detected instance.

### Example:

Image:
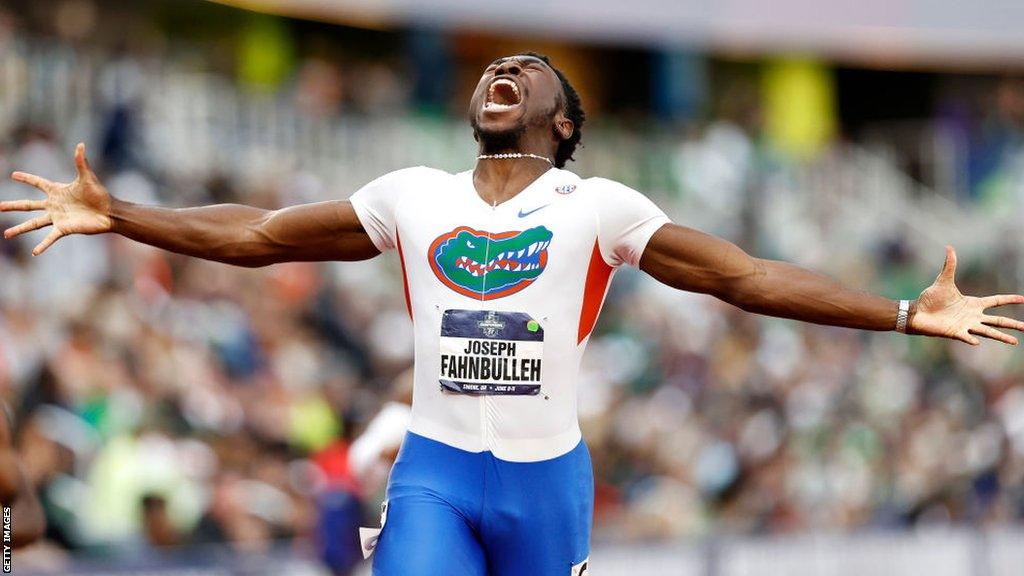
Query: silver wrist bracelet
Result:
<box><xmin>895</xmin><ymin>299</ymin><xmax>910</xmax><ymax>333</ymax></box>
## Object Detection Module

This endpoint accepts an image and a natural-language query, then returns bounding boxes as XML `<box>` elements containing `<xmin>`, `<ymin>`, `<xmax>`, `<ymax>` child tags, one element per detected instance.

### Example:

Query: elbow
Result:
<box><xmin>237</xmin><ymin>217</ymin><xmax>287</xmax><ymax>268</ymax></box>
<box><xmin>215</xmin><ymin>220</ymin><xmax>280</xmax><ymax>268</ymax></box>
<box><xmin>719</xmin><ymin>285</ymin><xmax>757</xmax><ymax>313</ymax></box>
<box><xmin>726</xmin><ymin>280</ymin><xmax>760</xmax><ymax>312</ymax></box>
<box><xmin>715</xmin><ymin>259</ymin><xmax>767</xmax><ymax>312</ymax></box>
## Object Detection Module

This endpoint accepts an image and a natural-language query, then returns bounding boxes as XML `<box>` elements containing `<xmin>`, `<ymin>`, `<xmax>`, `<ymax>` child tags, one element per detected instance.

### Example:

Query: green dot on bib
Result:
<box><xmin>527</xmin><ymin>320</ymin><xmax>540</xmax><ymax>332</ymax></box>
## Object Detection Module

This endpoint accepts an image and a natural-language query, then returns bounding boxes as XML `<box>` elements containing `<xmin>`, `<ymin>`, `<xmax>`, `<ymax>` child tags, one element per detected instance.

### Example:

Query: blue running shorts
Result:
<box><xmin>371</xmin><ymin>431</ymin><xmax>593</xmax><ymax>576</ymax></box>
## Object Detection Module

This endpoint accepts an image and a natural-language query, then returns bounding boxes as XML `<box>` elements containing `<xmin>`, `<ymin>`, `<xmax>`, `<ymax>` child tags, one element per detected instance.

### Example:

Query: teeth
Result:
<box><xmin>489</xmin><ymin>78</ymin><xmax>519</xmax><ymax>95</ymax></box>
<box><xmin>517</xmin><ymin>249</ymin><xmax>525</xmax><ymax>258</ymax></box>
<box><xmin>527</xmin><ymin>243</ymin><xmax>538</xmax><ymax>257</ymax></box>
<box><xmin>486</xmin><ymin>78</ymin><xmax>521</xmax><ymax>108</ymax></box>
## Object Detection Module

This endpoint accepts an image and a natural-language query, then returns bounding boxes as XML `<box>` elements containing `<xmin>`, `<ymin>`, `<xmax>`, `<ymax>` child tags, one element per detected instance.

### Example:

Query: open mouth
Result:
<box><xmin>484</xmin><ymin>78</ymin><xmax>522</xmax><ymax>111</ymax></box>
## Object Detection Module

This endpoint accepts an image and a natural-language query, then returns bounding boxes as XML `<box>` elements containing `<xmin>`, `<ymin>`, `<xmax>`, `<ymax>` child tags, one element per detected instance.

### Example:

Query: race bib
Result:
<box><xmin>439</xmin><ymin>309</ymin><xmax>544</xmax><ymax>395</ymax></box>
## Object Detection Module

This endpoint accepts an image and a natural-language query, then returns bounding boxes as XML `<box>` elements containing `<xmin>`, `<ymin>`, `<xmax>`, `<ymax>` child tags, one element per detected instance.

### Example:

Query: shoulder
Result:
<box><xmin>577</xmin><ymin>177</ymin><xmax>647</xmax><ymax>208</ymax></box>
<box><xmin>581</xmin><ymin>176</ymin><xmax>638</xmax><ymax>195</ymax></box>
<box><xmin>401</xmin><ymin>165</ymin><xmax>454</xmax><ymax>177</ymax></box>
<box><xmin>378</xmin><ymin>165</ymin><xmax>454</xmax><ymax>186</ymax></box>
<box><xmin>352</xmin><ymin>166</ymin><xmax>455</xmax><ymax>202</ymax></box>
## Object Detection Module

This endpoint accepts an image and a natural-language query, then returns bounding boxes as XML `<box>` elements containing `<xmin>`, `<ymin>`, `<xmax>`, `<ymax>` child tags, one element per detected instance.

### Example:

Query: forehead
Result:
<box><xmin>486</xmin><ymin>55</ymin><xmax>552</xmax><ymax>71</ymax></box>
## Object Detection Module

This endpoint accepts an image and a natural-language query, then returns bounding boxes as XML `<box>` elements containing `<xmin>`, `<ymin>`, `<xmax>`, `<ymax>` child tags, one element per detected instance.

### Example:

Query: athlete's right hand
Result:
<box><xmin>4</xmin><ymin>143</ymin><xmax>113</xmax><ymax>255</ymax></box>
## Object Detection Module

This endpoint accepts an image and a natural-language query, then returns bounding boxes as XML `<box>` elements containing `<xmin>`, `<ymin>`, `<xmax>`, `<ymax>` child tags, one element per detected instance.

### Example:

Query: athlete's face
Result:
<box><xmin>469</xmin><ymin>55</ymin><xmax>567</xmax><ymax>151</ymax></box>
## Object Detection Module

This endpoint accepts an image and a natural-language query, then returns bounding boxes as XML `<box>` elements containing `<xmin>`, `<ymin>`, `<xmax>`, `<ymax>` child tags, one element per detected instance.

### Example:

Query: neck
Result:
<box><xmin>472</xmin><ymin>155</ymin><xmax>553</xmax><ymax>206</ymax></box>
<box><xmin>472</xmin><ymin>130</ymin><xmax>559</xmax><ymax>203</ymax></box>
<box><xmin>475</xmin><ymin>129</ymin><xmax>555</xmax><ymax>165</ymax></box>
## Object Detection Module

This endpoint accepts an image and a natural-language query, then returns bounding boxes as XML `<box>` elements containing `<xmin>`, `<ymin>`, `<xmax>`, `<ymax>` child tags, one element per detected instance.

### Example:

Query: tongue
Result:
<box><xmin>492</xmin><ymin>83</ymin><xmax>518</xmax><ymax>106</ymax></box>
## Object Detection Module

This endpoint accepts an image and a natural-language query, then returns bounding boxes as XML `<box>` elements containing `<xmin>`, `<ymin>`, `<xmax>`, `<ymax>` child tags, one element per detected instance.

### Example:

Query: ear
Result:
<box><xmin>553</xmin><ymin>112</ymin><xmax>574</xmax><ymax>141</ymax></box>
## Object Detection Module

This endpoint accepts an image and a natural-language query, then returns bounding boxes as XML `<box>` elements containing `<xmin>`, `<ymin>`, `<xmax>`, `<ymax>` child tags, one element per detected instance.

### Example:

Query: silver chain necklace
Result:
<box><xmin>477</xmin><ymin>152</ymin><xmax>553</xmax><ymax>165</ymax></box>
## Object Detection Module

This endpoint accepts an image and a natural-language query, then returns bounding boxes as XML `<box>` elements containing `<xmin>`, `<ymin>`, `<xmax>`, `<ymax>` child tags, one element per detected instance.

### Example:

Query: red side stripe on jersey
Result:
<box><xmin>396</xmin><ymin>231</ymin><xmax>413</xmax><ymax>321</ymax></box>
<box><xmin>577</xmin><ymin>240</ymin><xmax>614</xmax><ymax>344</ymax></box>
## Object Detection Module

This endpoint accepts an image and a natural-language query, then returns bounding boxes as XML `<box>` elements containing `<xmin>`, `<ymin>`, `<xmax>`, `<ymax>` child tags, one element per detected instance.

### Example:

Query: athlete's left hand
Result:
<box><xmin>909</xmin><ymin>245</ymin><xmax>1024</xmax><ymax>345</ymax></box>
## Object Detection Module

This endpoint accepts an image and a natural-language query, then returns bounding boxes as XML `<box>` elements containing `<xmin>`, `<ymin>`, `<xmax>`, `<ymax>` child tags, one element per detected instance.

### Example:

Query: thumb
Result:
<box><xmin>74</xmin><ymin>142</ymin><xmax>92</xmax><ymax>179</ymax></box>
<box><xmin>936</xmin><ymin>245</ymin><xmax>957</xmax><ymax>285</ymax></box>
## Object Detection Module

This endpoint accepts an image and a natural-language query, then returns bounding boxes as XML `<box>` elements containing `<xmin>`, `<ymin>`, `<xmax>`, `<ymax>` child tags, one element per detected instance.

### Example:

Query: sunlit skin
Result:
<box><xmin>2</xmin><ymin>54</ymin><xmax>1023</xmax><ymax>346</ymax></box>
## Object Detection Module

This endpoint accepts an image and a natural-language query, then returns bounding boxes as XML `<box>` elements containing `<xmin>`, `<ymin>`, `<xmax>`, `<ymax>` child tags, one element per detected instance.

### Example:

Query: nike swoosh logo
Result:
<box><xmin>517</xmin><ymin>204</ymin><xmax>550</xmax><ymax>218</ymax></box>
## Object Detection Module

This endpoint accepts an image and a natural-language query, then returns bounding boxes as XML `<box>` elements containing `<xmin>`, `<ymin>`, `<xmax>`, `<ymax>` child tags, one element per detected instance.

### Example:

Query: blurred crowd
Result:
<box><xmin>3</xmin><ymin>4</ymin><xmax>1024</xmax><ymax>575</ymax></box>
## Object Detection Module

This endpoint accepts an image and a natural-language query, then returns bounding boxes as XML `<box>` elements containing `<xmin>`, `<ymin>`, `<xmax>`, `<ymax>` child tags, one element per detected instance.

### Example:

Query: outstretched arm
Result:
<box><xmin>640</xmin><ymin>223</ymin><xmax>1024</xmax><ymax>345</ymax></box>
<box><xmin>3</xmin><ymin>144</ymin><xmax>379</xmax><ymax>266</ymax></box>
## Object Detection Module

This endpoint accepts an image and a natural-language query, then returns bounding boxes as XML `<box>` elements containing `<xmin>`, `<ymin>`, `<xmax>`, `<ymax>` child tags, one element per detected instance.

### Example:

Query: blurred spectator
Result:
<box><xmin>141</xmin><ymin>493</ymin><xmax>182</xmax><ymax>549</ymax></box>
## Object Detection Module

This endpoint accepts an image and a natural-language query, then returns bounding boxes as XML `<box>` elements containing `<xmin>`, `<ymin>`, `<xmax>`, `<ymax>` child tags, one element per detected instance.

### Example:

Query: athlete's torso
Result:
<box><xmin>350</xmin><ymin>166</ymin><xmax>668</xmax><ymax>462</ymax></box>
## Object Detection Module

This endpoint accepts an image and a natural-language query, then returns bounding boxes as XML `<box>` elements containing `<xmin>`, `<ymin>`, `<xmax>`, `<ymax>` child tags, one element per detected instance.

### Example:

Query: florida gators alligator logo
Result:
<box><xmin>428</xmin><ymin>226</ymin><xmax>553</xmax><ymax>300</ymax></box>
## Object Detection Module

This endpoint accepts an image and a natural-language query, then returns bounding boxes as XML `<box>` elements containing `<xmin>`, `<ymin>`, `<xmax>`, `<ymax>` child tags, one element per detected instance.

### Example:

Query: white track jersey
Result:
<box><xmin>350</xmin><ymin>166</ymin><xmax>670</xmax><ymax>462</ymax></box>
